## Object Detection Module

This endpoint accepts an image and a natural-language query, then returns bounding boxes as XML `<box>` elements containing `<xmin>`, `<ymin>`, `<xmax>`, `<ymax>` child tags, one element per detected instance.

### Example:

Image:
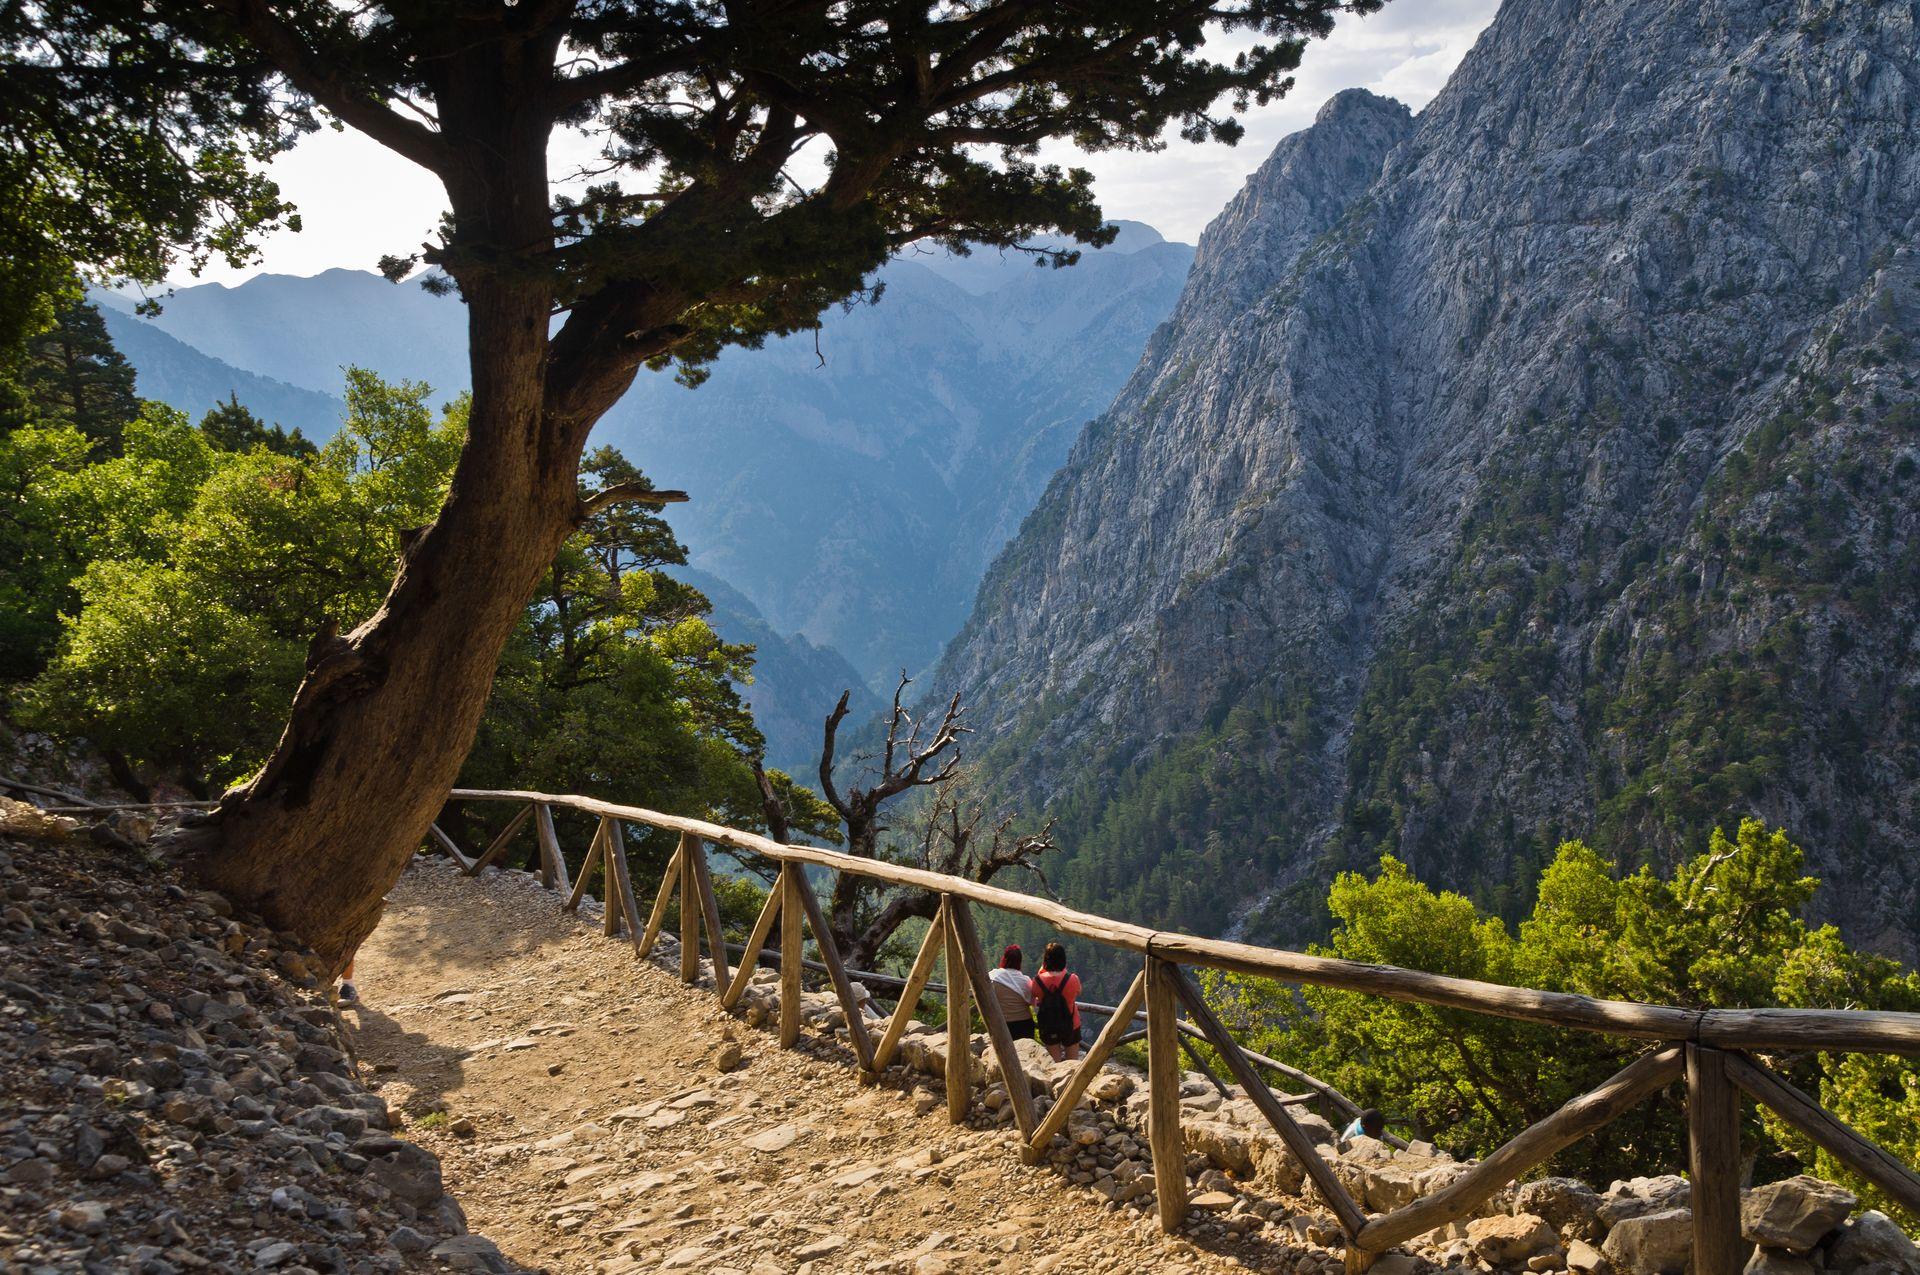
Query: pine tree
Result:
<box><xmin>199</xmin><ymin>393</ymin><xmax>317</xmax><ymax>458</ymax></box>
<box><xmin>15</xmin><ymin>294</ymin><xmax>138</xmax><ymax>452</ymax></box>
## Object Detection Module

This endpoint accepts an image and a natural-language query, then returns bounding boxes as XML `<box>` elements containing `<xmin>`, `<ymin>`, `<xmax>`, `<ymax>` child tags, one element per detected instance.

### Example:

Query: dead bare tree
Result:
<box><xmin>840</xmin><ymin>782</ymin><xmax>1057</xmax><ymax>970</ymax></box>
<box><xmin>796</xmin><ymin>674</ymin><xmax>1055</xmax><ymax>970</ymax></box>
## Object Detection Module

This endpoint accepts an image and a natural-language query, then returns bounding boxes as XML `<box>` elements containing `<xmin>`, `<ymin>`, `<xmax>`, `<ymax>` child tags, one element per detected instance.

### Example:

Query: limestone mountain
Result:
<box><xmin>932</xmin><ymin>0</ymin><xmax>1920</xmax><ymax>958</ymax></box>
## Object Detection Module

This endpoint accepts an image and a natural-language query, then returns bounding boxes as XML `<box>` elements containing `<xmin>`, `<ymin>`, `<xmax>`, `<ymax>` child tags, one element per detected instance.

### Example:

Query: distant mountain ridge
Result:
<box><xmin>100</xmin><ymin>223</ymin><xmax>1194</xmax><ymax>773</ymax></box>
<box><xmin>103</xmin><ymin>223</ymin><xmax>1193</xmax><ymax>688</ymax></box>
<box><xmin>931</xmin><ymin>0</ymin><xmax>1920</xmax><ymax>959</ymax></box>
<box><xmin>94</xmin><ymin>301</ymin><xmax>345</xmax><ymax>437</ymax></box>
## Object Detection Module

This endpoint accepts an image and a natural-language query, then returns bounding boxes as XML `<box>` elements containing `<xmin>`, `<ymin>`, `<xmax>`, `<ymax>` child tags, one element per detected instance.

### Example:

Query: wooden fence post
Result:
<box><xmin>597</xmin><ymin>820</ymin><xmax>624</xmax><ymax>938</ymax></box>
<box><xmin>533</xmin><ymin>802</ymin><xmax>569</xmax><ymax>894</ymax></box>
<box><xmin>779</xmin><ymin>863</ymin><xmax>803</xmax><ymax>1047</ymax></box>
<box><xmin>944</xmin><ymin>897</ymin><xmax>973</xmax><ymax>1125</ymax></box>
<box><xmin>603</xmin><ymin>820</ymin><xmax>645</xmax><ymax>953</ymax></box>
<box><xmin>678</xmin><ymin>832</ymin><xmax>700</xmax><ymax>983</ymax></box>
<box><xmin>562</xmin><ymin>819</ymin><xmax>604</xmax><ymax>913</ymax></box>
<box><xmin>468</xmin><ymin>803</ymin><xmax>533</xmax><ymax>875</ymax></box>
<box><xmin>1145</xmin><ymin>955</ymin><xmax>1188</xmax><ymax>1231</ymax></box>
<box><xmin>688</xmin><ymin>835</ymin><xmax>731</xmax><ymax>990</ymax></box>
<box><xmin>947</xmin><ymin>894</ymin><xmax>1036</xmax><ymax>1138</ymax></box>
<box><xmin>870</xmin><ymin>914</ymin><xmax>947</xmax><ymax>1075</ymax></box>
<box><xmin>721</xmin><ymin>881</ymin><xmax>784</xmax><ymax>1011</ymax></box>
<box><xmin>636</xmin><ymin>842</ymin><xmax>682</xmax><ymax>959</ymax></box>
<box><xmin>1688</xmin><ymin>1044</ymin><xmax>1744</xmax><ymax>1275</ymax></box>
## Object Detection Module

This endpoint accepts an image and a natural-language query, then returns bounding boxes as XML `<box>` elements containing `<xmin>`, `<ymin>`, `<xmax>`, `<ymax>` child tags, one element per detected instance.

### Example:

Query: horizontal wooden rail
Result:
<box><xmin>451</xmin><ymin>788</ymin><xmax>1920</xmax><ymax>1055</ymax></box>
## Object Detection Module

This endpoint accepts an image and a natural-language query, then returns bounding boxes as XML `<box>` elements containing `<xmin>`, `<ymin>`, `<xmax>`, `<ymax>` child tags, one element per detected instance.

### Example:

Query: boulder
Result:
<box><xmin>1514</xmin><ymin>1177</ymin><xmax>1606</xmax><ymax>1243</ymax></box>
<box><xmin>1295</xmin><ymin>1111</ymin><xmax>1338</xmax><ymax>1146</ymax></box>
<box><xmin>1601</xmin><ymin>1208</ymin><xmax>1695</xmax><ymax>1275</ymax></box>
<box><xmin>1741</xmin><ymin>1176</ymin><xmax>1857</xmax><ymax>1254</ymax></box>
<box><xmin>1088</xmin><ymin>1069</ymin><xmax>1136</xmax><ymax>1104</ymax></box>
<box><xmin>1469</xmin><ymin>1213</ymin><xmax>1560</xmax><ymax>1266</ymax></box>
<box><xmin>985</xmin><ymin>1037</ymin><xmax>1064</xmax><ymax>1095</ymax></box>
<box><xmin>1185</xmin><ymin>1120</ymin><xmax>1256</xmax><ymax>1176</ymax></box>
<box><xmin>1601</xmin><ymin>1177</ymin><xmax>1693</xmax><ymax>1228</ymax></box>
<box><xmin>1344</xmin><ymin>1134</ymin><xmax>1395</xmax><ymax>1163</ymax></box>
<box><xmin>369</xmin><ymin>1142</ymin><xmax>445</xmax><ymax>1208</ymax></box>
<box><xmin>430</xmin><ymin>1235</ymin><xmax>511</xmax><ymax>1273</ymax></box>
<box><xmin>1830</xmin><ymin>1211</ymin><xmax>1920</xmax><ymax>1275</ymax></box>
<box><xmin>1362</xmin><ymin>1161</ymin><xmax>1426</xmax><ymax>1213</ymax></box>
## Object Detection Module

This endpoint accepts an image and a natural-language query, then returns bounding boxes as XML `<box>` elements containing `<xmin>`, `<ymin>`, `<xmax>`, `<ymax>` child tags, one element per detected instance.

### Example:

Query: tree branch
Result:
<box><xmin>574</xmin><ymin>483</ymin><xmax>688</xmax><ymax>523</ymax></box>
<box><xmin>210</xmin><ymin>0</ymin><xmax>455</xmax><ymax>174</ymax></box>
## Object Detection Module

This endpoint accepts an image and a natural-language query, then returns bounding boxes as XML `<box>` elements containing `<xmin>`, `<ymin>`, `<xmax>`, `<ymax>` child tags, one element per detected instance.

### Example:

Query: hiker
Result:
<box><xmin>1030</xmin><ymin>942</ymin><xmax>1083</xmax><ymax>1061</ymax></box>
<box><xmin>988</xmin><ymin>945</ymin><xmax>1036</xmax><ymax>1040</ymax></box>
<box><xmin>1341</xmin><ymin>1108</ymin><xmax>1386</xmax><ymax>1143</ymax></box>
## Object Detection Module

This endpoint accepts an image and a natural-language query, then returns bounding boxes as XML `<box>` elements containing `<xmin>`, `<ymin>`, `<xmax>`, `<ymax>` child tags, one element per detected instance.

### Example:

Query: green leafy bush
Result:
<box><xmin>1203</xmin><ymin>820</ymin><xmax>1919</xmax><ymax>1212</ymax></box>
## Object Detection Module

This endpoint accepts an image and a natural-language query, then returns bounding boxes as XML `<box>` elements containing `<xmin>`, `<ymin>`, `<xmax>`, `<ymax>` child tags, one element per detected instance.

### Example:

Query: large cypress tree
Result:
<box><xmin>8</xmin><ymin>0</ymin><xmax>1380</xmax><ymax>970</ymax></box>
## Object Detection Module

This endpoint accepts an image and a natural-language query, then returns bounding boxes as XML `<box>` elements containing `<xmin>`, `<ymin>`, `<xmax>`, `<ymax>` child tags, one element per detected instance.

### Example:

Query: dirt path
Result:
<box><xmin>348</xmin><ymin>858</ymin><xmax>1295</xmax><ymax>1274</ymax></box>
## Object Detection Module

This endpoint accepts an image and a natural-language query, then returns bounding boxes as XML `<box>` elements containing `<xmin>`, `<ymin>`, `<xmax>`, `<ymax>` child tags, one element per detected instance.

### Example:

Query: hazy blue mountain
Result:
<box><xmin>106</xmin><ymin>224</ymin><xmax>1194</xmax><ymax>689</ymax></box>
<box><xmin>672</xmin><ymin>567</ymin><xmax>880</xmax><ymax>781</ymax></box>
<box><xmin>100</xmin><ymin>269</ymin><xmax>468</xmax><ymax>400</ymax></box>
<box><xmin>96</xmin><ymin>304</ymin><xmax>345</xmax><ymax>437</ymax></box>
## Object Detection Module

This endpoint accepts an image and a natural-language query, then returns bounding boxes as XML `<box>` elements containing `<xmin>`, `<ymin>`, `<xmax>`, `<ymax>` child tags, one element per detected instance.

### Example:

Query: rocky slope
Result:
<box><xmin>0</xmin><ymin>802</ymin><xmax>518</xmax><ymax>1273</ymax></box>
<box><xmin>931</xmin><ymin>0</ymin><xmax>1920</xmax><ymax>953</ymax></box>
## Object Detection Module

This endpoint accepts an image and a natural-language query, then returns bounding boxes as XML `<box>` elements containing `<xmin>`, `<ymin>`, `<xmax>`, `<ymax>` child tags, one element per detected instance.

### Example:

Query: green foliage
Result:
<box><xmin>6</xmin><ymin>293</ymin><xmax>138</xmax><ymax>451</ymax></box>
<box><xmin>19</xmin><ymin>378</ymin><xmax>456</xmax><ymax>784</ymax></box>
<box><xmin>24</xmin><ymin>559</ymin><xmax>304</xmax><ymax>778</ymax></box>
<box><xmin>0</xmin><ymin>421</ymin><xmax>95</xmax><ymax>675</ymax></box>
<box><xmin>0</xmin><ymin>3</ymin><xmax>301</xmax><ymax>354</ymax></box>
<box><xmin>1204</xmin><ymin>821</ymin><xmax>1920</xmax><ymax>1197</ymax></box>
<box><xmin>198</xmin><ymin>394</ymin><xmax>316</xmax><ymax>458</ymax></box>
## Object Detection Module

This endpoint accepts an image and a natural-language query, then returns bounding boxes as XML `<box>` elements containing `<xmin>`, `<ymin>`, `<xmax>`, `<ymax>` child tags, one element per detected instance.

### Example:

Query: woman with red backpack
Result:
<box><xmin>1030</xmin><ymin>942</ymin><xmax>1083</xmax><ymax>1061</ymax></box>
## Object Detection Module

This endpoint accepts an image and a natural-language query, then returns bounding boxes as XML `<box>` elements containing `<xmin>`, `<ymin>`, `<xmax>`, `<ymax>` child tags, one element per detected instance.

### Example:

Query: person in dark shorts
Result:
<box><xmin>988</xmin><ymin>944</ymin><xmax>1036</xmax><ymax>1040</ymax></box>
<box><xmin>1030</xmin><ymin>942</ymin><xmax>1083</xmax><ymax>1061</ymax></box>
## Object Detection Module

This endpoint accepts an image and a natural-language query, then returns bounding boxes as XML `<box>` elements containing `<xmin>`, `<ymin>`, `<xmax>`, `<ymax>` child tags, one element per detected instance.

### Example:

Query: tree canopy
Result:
<box><xmin>3</xmin><ymin>0</ymin><xmax>1383</xmax><ymax>967</ymax></box>
<box><xmin>0</xmin><ymin>3</ymin><xmax>302</xmax><ymax>353</ymax></box>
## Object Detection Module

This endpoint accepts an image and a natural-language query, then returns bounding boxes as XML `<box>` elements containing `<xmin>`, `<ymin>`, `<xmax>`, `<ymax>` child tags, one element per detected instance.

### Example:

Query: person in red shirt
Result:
<box><xmin>1030</xmin><ymin>942</ymin><xmax>1083</xmax><ymax>1061</ymax></box>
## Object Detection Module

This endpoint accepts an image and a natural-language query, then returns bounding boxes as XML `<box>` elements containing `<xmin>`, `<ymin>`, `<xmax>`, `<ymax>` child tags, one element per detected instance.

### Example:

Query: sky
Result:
<box><xmin>188</xmin><ymin>1</ymin><xmax>1498</xmax><ymax>286</ymax></box>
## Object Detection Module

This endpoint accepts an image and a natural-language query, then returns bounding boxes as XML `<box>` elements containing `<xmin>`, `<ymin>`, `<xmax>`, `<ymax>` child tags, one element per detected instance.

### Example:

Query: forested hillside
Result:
<box><xmin>933</xmin><ymin>0</ymin><xmax>1920</xmax><ymax>961</ymax></box>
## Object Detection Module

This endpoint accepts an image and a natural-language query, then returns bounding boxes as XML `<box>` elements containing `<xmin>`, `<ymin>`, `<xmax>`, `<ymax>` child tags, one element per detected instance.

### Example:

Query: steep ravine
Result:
<box><xmin>930</xmin><ymin>0</ymin><xmax>1920</xmax><ymax>956</ymax></box>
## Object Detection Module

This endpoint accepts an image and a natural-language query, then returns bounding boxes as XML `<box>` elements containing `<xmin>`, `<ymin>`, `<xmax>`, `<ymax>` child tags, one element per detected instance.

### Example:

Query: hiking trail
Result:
<box><xmin>350</xmin><ymin>858</ymin><xmax>1299</xmax><ymax>1274</ymax></box>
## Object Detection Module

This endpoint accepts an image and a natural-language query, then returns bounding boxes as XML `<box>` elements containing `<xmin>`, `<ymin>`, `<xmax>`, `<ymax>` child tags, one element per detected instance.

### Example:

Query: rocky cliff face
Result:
<box><xmin>933</xmin><ymin>0</ymin><xmax>1920</xmax><ymax>954</ymax></box>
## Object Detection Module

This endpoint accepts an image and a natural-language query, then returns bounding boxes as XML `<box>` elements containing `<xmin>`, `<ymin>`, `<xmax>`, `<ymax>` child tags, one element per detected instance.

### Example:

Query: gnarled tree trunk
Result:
<box><xmin>181</xmin><ymin>281</ymin><xmax>588</xmax><ymax>973</ymax></box>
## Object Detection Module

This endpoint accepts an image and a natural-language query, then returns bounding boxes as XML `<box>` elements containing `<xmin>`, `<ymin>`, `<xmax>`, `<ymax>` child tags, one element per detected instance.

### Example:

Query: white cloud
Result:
<box><xmin>186</xmin><ymin>2</ymin><xmax>1497</xmax><ymax>284</ymax></box>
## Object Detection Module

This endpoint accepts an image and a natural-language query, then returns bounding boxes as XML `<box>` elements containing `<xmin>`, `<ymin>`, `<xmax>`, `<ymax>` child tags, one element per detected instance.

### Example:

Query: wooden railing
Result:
<box><xmin>438</xmin><ymin>788</ymin><xmax>1920</xmax><ymax>1274</ymax></box>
